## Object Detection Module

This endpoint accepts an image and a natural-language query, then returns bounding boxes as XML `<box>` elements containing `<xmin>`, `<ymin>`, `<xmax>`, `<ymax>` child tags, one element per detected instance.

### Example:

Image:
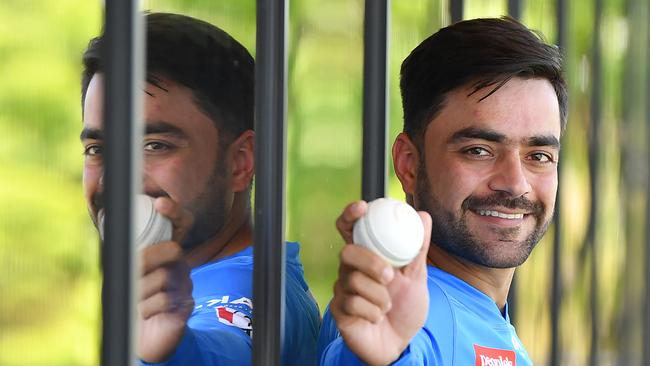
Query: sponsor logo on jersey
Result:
<box><xmin>216</xmin><ymin>306</ymin><xmax>253</xmax><ymax>337</ymax></box>
<box><xmin>474</xmin><ymin>344</ymin><xmax>516</xmax><ymax>366</ymax></box>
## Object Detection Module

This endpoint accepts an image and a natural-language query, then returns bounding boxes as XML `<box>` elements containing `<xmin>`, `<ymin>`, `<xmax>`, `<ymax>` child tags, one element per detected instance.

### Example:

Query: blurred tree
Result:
<box><xmin>0</xmin><ymin>0</ymin><xmax>102</xmax><ymax>364</ymax></box>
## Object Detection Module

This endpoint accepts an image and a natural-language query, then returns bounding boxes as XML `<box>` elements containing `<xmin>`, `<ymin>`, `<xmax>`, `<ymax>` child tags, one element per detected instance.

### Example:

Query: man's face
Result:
<box><xmin>414</xmin><ymin>77</ymin><xmax>561</xmax><ymax>268</ymax></box>
<box><xmin>81</xmin><ymin>73</ymin><xmax>232</xmax><ymax>248</ymax></box>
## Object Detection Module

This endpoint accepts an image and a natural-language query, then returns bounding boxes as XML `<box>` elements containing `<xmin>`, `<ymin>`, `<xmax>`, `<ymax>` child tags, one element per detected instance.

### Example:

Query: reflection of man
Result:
<box><xmin>319</xmin><ymin>17</ymin><xmax>566</xmax><ymax>365</ymax></box>
<box><xmin>80</xmin><ymin>13</ymin><xmax>319</xmax><ymax>365</ymax></box>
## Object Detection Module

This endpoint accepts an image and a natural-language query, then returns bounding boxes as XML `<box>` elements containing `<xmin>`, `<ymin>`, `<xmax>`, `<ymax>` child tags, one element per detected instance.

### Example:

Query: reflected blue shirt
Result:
<box><xmin>318</xmin><ymin>265</ymin><xmax>532</xmax><ymax>366</ymax></box>
<box><xmin>141</xmin><ymin>242</ymin><xmax>320</xmax><ymax>366</ymax></box>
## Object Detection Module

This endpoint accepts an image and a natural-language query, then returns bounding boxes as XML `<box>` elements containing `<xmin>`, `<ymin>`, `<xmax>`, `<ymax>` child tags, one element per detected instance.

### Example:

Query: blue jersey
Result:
<box><xmin>318</xmin><ymin>265</ymin><xmax>532</xmax><ymax>366</ymax></box>
<box><xmin>141</xmin><ymin>242</ymin><xmax>320</xmax><ymax>366</ymax></box>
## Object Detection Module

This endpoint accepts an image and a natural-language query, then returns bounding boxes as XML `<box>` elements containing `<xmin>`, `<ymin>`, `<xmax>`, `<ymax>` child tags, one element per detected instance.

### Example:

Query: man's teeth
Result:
<box><xmin>477</xmin><ymin>210</ymin><xmax>524</xmax><ymax>220</ymax></box>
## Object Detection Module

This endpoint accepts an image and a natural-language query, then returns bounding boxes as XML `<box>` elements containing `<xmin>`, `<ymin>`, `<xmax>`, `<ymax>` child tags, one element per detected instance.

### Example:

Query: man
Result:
<box><xmin>318</xmin><ymin>17</ymin><xmax>566</xmax><ymax>365</ymax></box>
<box><xmin>80</xmin><ymin>13</ymin><xmax>320</xmax><ymax>365</ymax></box>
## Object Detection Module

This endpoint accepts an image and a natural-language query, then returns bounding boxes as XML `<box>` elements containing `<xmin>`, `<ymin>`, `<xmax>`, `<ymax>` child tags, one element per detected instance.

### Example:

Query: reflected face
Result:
<box><xmin>415</xmin><ymin>77</ymin><xmax>561</xmax><ymax>268</ymax></box>
<box><xmin>81</xmin><ymin>73</ymin><xmax>231</xmax><ymax>248</ymax></box>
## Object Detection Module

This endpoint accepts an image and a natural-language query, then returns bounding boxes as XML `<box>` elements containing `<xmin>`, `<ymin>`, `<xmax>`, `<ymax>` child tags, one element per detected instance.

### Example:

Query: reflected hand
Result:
<box><xmin>137</xmin><ymin>198</ymin><xmax>194</xmax><ymax>363</ymax></box>
<box><xmin>330</xmin><ymin>201</ymin><xmax>432</xmax><ymax>366</ymax></box>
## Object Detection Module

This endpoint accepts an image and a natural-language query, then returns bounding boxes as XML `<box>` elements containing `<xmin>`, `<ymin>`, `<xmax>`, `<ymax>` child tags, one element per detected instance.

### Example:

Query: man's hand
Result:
<box><xmin>137</xmin><ymin>197</ymin><xmax>195</xmax><ymax>363</ymax></box>
<box><xmin>330</xmin><ymin>201</ymin><xmax>432</xmax><ymax>366</ymax></box>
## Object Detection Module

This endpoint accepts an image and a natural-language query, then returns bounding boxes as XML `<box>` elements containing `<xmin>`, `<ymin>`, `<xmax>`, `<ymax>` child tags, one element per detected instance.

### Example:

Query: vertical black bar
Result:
<box><xmin>362</xmin><ymin>0</ymin><xmax>388</xmax><ymax>201</ymax></box>
<box><xmin>506</xmin><ymin>277</ymin><xmax>517</xmax><ymax>327</ymax></box>
<box><xmin>102</xmin><ymin>1</ymin><xmax>142</xmax><ymax>366</ymax></box>
<box><xmin>550</xmin><ymin>0</ymin><xmax>567</xmax><ymax>364</ymax></box>
<box><xmin>254</xmin><ymin>1</ymin><xmax>287</xmax><ymax>365</ymax></box>
<box><xmin>587</xmin><ymin>0</ymin><xmax>603</xmax><ymax>364</ymax></box>
<box><xmin>505</xmin><ymin>0</ymin><xmax>522</xmax><ymax>325</ymax></box>
<box><xmin>644</xmin><ymin>0</ymin><xmax>650</xmax><ymax>363</ymax></box>
<box><xmin>450</xmin><ymin>0</ymin><xmax>464</xmax><ymax>23</ymax></box>
<box><xmin>508</xmin><ymin>0</ymin><xmax>522</xmax><ymax>19</ymax></box>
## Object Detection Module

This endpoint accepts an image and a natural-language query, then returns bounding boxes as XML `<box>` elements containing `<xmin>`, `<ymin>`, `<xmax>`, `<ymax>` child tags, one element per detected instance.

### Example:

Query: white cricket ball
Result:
<box><xmin>352</xmin><ymin>198</ymin><xmax>424</xmax><ymax>267</ymax></box>
<box><xmin>98</xmin><ymin>194</ymin><xmax>172</xmax><ymax>247</ymax></box>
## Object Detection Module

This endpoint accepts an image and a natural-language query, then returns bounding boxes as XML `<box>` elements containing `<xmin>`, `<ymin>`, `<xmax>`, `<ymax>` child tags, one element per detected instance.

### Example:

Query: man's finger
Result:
<box><xmin>340</xmin><ymin>293</ymin><xmax>385</xmax><ymax>324</ymax></box>
<box><xmin>335</xmin><ymin>200</ymin><xmax>368</xmax><ymax>243</ymax></box>
<box><xmin>402</xmin><ymin>211</ymin><xmax>432</xmax><ymax>277</ymax></box>
<box><xmin>140</xmin><ymin>267</ymin><xmax>172</xmax><ymax>300</ymax></box>
<box><xmin>139</xmin><ymin>290</ymin><xmax>194</xmax><ymax>320</ymax></box>
<box><xmin>339</xmin><ymin>270</ymin><xmax>392</xmax><ymax>312</ymax></box>
<box><xmin>140</xmin><ymin>263</ymin><xmax>190</xmax><ymax>301</ymax></box>
<box><xmin>139</xmin><ymin>291</ymin><xmax>175</xmax><ymax>319</ymax></box>
<box><xmin>339</xmin><ymin>245</ymin><xmax>394</xmax><ymax>285</ymax></box>
<box><xmin>140</xmin><ymin>241</ymin><xmax>183</xmax><ymax>275</ymax></box>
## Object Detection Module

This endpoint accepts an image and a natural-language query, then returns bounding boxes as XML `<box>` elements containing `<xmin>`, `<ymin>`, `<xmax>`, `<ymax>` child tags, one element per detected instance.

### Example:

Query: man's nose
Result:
<box><xmin>98</xmin><ymin>171</ymin><xmax>105</xmax><ymax>192</ymax></box>
<box><xmin>488</xmin><ymin>154</ymin><xmax>532</xmax><ymax>197</ymax></box>
<box><xmin>142</xmin><ymin>169</ymin><xmax>154</xmax><ymax>192</ymax></box>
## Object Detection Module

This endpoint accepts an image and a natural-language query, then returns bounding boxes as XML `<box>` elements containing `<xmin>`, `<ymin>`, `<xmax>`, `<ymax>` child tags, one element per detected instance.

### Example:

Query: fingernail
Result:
<box><xmin>382</xmin><ymin>266</ymin><xmax>394</xmax><ymax>283</ymax></box>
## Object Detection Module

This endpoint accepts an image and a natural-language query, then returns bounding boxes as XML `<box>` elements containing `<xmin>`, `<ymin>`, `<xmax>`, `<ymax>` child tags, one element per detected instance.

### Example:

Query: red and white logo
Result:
<box><xmin>216</xmin><ymin>306</ymin><xmax>253</xmax><ymax>337</ymax></box>
<box><xmin>474</xmin><ymin>345</ymin><xmax>516</xmax><ymax>366</ymax></box>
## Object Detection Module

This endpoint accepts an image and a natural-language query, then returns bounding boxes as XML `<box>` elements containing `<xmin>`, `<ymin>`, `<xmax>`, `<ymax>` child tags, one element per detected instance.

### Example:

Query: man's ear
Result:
<box><xmin>392</xmin><ymin>132</ymin><xmax>420</xmax><ymax>196</ymax></box>
<box><xmin>228</xmin><ymin>130</ymin><xmax>255</xmax><ymax>193</ymax></box>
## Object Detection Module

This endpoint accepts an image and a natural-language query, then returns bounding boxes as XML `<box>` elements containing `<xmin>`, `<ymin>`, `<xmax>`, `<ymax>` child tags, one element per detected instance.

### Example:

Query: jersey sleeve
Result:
<box><xmin>139</xmin><ymin>324</ymin><xmax>252</xmax><ymax>366</ymax></box>
<box><xmin>283</xmin><ymin>252</ymin><xmax>321</xmax><ymax>365</ymax></box>
<box><xmin>319</xmin><ymin>328</ymin><xmax>445</xmax><ymax>366</ymax></box>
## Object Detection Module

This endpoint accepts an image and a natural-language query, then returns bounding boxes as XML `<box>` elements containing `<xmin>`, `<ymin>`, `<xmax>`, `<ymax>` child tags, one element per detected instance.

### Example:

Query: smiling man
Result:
<box><xmin>318</xmin><ymin>17</ymin><xmax>566</xmax><ymax>365</ymax></box>
<box><xmin>81</xmin><ymin>13</ymin><xmax>319</xmax><ymax>365</ymax></box>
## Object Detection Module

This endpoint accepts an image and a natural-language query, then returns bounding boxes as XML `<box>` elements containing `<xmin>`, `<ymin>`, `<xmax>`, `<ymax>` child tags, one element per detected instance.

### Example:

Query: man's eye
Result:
<box><xmin>144</xmin><ymin>141</ymin><xmax>170</xmax><ymax>152</ymax></box>
<box><xmin>83</xmin><ymin>145</ymin><xmax>102</xmax><ymax>156</ymax></box>
<box><xmin>464</xmin><ymin>147</ymin><xmax>490</xmax><ymax>157</ymax></box>
<box><xmin>529</xmin><ymin>152</ymin><xmax>553</xmax><ymax>163</ymax></box>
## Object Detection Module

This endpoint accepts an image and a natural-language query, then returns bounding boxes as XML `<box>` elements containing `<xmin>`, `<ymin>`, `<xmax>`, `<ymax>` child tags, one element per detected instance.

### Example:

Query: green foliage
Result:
<box><xmin>0</xmin><ymin>1</ymin><xmax>102</xmax><ymax>364</ymax></box>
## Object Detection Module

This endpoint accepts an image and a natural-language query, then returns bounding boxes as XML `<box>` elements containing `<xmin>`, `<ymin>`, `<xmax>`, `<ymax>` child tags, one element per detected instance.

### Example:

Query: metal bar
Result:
<box><xmin>362</xmin><ymin>0</ymin><xmax>389</xmax><ymax>201</ymax></box>
<box><xmin>644</xmin><ymin>0</ymin><xmax>650</xmax><ymax>363</ymax></box>
<box><xmin>587</xmin><ymin>0</ymin><xmax>603</xmax><ymax>364</ymax></box>
<box><xmin>450</xmin><ymin>0</ymin><xmax>464</xmax><ymax>23</ymax></box>
<box><xmin>506</xmin><ymin>278</ymin><xmax>517</xmax><ymax>327</ymax></box>
<box><xmin>507</xmin><ymin>0</ymin><xmax>522</xmax><ymax>19</ymax></box>
<box><xmin>550</xmin><ymin>0</ymin><xmax>567</xmax><ymax>364</ymax></box>
<box><xmin>253</xmin><ymin>1</ymin><xmax>287</xmax><ymax>365</ymax></box>
<box><xmin>101</xmin><ymin>1</ymin><xmax>143</xmax><ymax>366</ymax></box>
<box><xmin>504</xmin><ymin>0</ymin><xmax>522</xmax><ymax>326</ymax></box>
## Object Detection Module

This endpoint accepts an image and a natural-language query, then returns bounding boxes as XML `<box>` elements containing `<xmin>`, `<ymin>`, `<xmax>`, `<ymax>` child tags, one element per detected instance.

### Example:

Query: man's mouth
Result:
<box><xmin>476</xmin><ymin>209</ymin><xmax>525</xmax><ymax>220</ymax></box>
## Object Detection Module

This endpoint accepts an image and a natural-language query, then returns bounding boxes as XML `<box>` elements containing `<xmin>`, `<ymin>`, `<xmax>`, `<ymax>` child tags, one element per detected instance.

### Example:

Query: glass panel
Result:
<box><xmin>83</xmin><ymin>1</ymin><xmax>268</xmax><ymax>364</ymax></box>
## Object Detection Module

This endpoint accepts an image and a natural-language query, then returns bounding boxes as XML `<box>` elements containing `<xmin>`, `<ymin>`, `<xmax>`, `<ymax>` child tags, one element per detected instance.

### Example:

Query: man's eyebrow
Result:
<box><xmin>528</xmin><ymin>135</ymin><xmax>561</xmax><ymax>149</ymax></box>
<box><xmin>448</xmin><ymin>127</ymin><xmax>506</xmax><ymax>143</ymax></box>
<box><xmin>143</xmin><ymin>75</ymin><xmax>170</xmax><ymax>97</ymax></box>
<box><xmin>145</xmin><ymin>121</ymin><xmax>188</xmax><ymax>138</ymax></box>
<box><xmin>80</xmin><ymin>128</ymin><xmax>103</xmax><ymax>141</ymax></box>
<box><xmin>80</xmin><ymin>123</ymin><xmax>186</xmax><ymax>141</ymax></box>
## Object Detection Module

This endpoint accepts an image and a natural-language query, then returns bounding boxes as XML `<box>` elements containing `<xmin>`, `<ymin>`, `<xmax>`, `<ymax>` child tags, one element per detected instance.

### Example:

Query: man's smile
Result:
<box><xmin>468</xmin><ymin>208</ymin><xmax>531</xmax><ymax>228</ymax></box>
<box><xmin>477</xmin><ymin>210</ymin><xmax>524</xmax><ymax>219</ymax></box>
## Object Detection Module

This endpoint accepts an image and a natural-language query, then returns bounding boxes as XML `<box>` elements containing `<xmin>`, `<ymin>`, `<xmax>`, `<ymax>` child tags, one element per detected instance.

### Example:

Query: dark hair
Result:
<box><xmin>82</xmin><ymin>12</ymin><xmax>254</xmax><ymax>140</ymax></box>
<box><xmin>400</xmin><ymin>17</ymin><xmax>567</xmax><ymax>144</ymax></box>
